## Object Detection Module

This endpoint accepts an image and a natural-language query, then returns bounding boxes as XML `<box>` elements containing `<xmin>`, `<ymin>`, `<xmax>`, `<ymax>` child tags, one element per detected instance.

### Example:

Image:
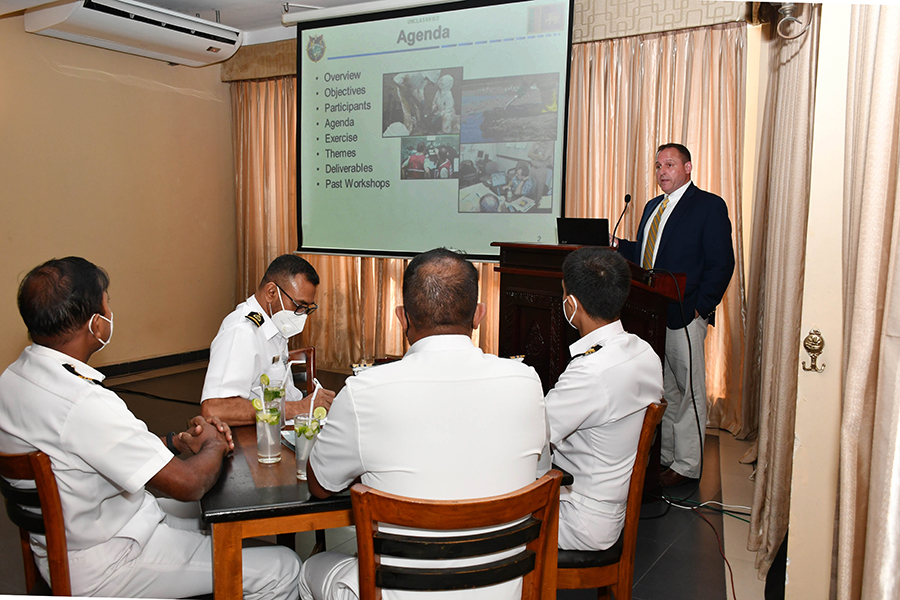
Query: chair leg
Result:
<box><xmin>311</xmin><ymin>529</ymin><xmax>327</xmax><ymax>555</ymax></box>
<box><xmin>276</xmin><ymin>533</ymin><xmax>296</xmax><ymax>551</ymax></box>
<box><xmin>597</xmin><ymin>585</ymin><xmax>612</xmax><ymax>600</ymax></box>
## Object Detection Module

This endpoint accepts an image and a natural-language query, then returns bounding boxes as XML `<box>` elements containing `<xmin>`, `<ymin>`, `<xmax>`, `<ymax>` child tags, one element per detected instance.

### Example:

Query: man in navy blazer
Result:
<box><xmin>615</xmin><ymin>144</ymin><xmax>734</xmax><ymax>486</ymax></box>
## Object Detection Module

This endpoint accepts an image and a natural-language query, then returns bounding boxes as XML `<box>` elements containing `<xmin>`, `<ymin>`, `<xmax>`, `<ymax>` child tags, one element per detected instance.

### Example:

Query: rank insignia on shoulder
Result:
<box><xmin>245</xmin><ymin>312</ymin><xmax>264</xmax><ymax>327</ymax></box>
<box><xmin>63</xmin><ymin>363</ymin><xmax>105</xmax><ymax>387</ymax></box>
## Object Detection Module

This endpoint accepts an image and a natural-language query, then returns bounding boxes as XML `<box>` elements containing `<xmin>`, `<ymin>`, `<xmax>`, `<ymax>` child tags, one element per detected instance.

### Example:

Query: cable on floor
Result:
<box><xmin>690</xmin><ymin>505</ymin><xmax>738</xmax><ymax>600</ymax></box>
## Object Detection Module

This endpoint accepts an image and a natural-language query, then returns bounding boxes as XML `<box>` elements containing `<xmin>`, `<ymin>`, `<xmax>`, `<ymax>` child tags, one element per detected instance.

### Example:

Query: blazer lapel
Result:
<box><xmin>656</xmin><ymin>183</ymin><xmax>696</xmax><ymax>257</ymax></box>
<box><xmin>636</xmin><ymin>194</ymin><xmax>665</xmax><ymax>248</ymax></box>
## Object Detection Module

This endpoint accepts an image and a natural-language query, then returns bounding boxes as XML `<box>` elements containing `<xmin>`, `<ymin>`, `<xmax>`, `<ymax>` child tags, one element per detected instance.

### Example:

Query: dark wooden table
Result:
<box><xmin>201</xmin><ymin>426</ymin><xmax>352</xmax><ymax>600</ymax></box>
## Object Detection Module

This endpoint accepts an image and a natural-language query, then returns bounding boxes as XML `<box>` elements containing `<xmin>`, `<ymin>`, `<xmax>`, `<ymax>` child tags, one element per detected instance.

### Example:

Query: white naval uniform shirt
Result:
<box><xmin>546</xmin><ymin>321</ymin><xmax>663</xmax><ymax>549</ymax></box>
<box><xmin>310</xmin><ymin>334</ymin><xmax>547</xmax><ymax>600</ymax></box>
<box><xmin>0</xmin><ymin>344</ymin><xmax>172</xmax><ymax>553</ymax></box>
<box><xmin>201</xmin><ymin>295</ymin><xmax>304</xmax><ymax>404</ymax></box>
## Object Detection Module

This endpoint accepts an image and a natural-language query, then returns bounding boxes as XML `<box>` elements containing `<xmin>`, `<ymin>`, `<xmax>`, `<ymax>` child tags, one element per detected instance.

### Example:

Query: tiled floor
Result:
<box><xmin>0</xmin><ymin>364</ymin><xmax>766</xmax><ymax>599</ymax></box>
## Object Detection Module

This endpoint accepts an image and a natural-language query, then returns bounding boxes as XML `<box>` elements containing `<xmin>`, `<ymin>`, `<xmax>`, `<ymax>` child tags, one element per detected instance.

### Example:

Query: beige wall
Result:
<box><xmin>0</xmin><ymin>15</ymin><xmax>237</xmax><ymax>368</ymax></box>
<box><xmin>787</xmin><ymin>4</ymin><xmax>849</xmax><ymax>596</ymax></box>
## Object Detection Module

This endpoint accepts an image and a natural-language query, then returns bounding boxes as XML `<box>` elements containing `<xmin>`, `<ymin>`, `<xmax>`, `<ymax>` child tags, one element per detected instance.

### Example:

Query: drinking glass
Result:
<box><xmin>294</xmin><ymin>414</ymin><xmax>320</xmax><ymax>480</ymax></box>
<box><xmin>255</xmin><ymin>396</ymin><xmax>282</xmax><ymax>464</ymax></box>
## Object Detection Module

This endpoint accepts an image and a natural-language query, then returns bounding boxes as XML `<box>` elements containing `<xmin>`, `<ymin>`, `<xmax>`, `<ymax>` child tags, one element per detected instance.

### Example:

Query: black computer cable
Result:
<box><xmin>646</xmin><ymin>268</ymin><xmax>705</xmax><ymax>502</ymax></box>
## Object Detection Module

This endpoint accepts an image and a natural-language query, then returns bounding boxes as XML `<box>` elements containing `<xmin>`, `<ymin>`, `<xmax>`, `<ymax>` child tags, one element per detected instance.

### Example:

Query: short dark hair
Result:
<box><xmin>562</xmin><ymin>248</ymin><xmax>631</xmax><ymax>321</ymax></box>
<box><xmin>17</xmin><ymin>257</ymin><xmax>110</xmax><ymax>339</ymax></box>
<box><xmin>479</xmin><ymin>194</ymin><xmax>500</xmax><ymax>212</ymax></box>
<box><xmin>402</xmin><ymin>248</ymin><xmax>479</xmax><ymax>331</ymax></box>
<box><xmin>657</xmin><ymin>143</ymin><xmax>691</xmax><ymax>164</ymax></box>
<box><xmin>260</xmin><ymin>255</ymin><xmax>320</xmax><ymax>288</ymax></box>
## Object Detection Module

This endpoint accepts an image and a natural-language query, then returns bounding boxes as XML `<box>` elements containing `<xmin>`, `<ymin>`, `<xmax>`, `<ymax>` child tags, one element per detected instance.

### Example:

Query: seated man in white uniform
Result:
<box><xmin>547</xmin><ymin>247</ymin><xmax>663</xmax><ymax>551</ymax></box>
<box><xmin>202</xmin><ymin>254</ymin><xmax>334</xmax><ymax>426</ymax></box>
<box><xmin>300</xmin><ymin>247</ymin><xmax>548</xmax><ymax>600</ymax></box>
<box><xmin>0</xmin><ymin>256</ymin><xmax>301</xmax><ymax>598</ymax></box>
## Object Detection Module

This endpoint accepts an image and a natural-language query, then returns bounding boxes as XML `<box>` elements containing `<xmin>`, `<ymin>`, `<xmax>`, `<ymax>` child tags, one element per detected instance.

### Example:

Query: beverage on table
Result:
<box><xmin>295</xmin><ymin>406</ymin><xmax>327</xmax><ymax>480</ymax></box>
<box><xmin>254</xmin><ymin>374</ymin><xmax>285</xmax><ymax>464</ymax></box>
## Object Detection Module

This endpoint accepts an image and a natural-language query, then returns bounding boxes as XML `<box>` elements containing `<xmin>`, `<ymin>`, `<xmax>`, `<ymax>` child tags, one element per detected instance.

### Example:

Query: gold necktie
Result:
<box><xmin>642</xmin><ymin>195</ymin><xmax>669</xmax><ymax>270</ymax></box>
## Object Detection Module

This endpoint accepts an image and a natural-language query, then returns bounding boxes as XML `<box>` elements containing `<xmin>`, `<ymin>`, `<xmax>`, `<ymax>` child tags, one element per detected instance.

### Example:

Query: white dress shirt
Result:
<box><xmin>0</xmin><ymin>344</ymin><xmax>172</xmax><ymax>552</ymax></box>
<box><xmin>201</xmin><ymin>295</ymin><xmax>304</xmax><ymax>403</ymax></box>
<box><xmin>640</xmin><ymin>179</ymin><xmax>692</xmax><ymax>267</ymax></box>
<box><xmin>309</xmin><ymin>334</ymin><xmax>547</xmax><ymax>600</ymax></box>
<box><xmin>546</xmin><ymin>321</ymin><xmax>663</xmax><ymax>550</ymax></box>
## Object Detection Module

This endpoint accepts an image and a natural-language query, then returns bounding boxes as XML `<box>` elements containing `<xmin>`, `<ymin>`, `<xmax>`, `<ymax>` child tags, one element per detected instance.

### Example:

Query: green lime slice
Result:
<box><xmin>251</xmin><ymin>398</ymin><xmax>264</xmax><ymax>411</ymax></box>
<box><xmin>313</xmin><ymin>406</ymin><xmax>327</xmax><ymax>420</ymax></box>
<box><xmin>260</xmin><ymin>374</ymin><xmax>270</xmax><ymax>386</ymax></box>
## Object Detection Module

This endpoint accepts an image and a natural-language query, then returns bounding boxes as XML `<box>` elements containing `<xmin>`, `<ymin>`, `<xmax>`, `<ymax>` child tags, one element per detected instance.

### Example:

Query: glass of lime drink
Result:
<box><xmin>295</xmin><ymin>406</ymin><xmax>327</xmax><ymax>480</ymax></box>
<box><xmin>254</xmin><ymin>393</ymin><xmax>282</xmax><ymax>464</ymax></box>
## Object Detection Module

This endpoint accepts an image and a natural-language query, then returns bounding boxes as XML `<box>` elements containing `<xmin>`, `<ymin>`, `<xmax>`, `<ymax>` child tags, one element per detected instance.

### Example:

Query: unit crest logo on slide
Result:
<box><xmin>307</xmin><ymin>35</ymin><xmax>326</xmax><ymax>62</ymax></box>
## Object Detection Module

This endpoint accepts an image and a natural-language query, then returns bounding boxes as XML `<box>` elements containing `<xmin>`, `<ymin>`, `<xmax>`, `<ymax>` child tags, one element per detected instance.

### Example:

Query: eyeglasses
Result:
<box><xmin>275</xmin><ymin>283</ymin><xmax>318</xmax><ymax>316</ymax></box>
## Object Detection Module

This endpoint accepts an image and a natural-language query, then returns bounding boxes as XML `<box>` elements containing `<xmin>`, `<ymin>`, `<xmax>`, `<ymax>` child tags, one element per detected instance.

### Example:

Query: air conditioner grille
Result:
<box><xmin>83</xmin><ymin>0</ymin><xmax>237</xmax><ymax>45</ymax></box>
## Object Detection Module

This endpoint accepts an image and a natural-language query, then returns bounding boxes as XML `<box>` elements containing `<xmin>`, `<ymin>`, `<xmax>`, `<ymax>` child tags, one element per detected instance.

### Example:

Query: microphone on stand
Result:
<box><xmin>610</xmin><ymin>194</ymin><xmax>631</xmax><ymax>246</ymax></box>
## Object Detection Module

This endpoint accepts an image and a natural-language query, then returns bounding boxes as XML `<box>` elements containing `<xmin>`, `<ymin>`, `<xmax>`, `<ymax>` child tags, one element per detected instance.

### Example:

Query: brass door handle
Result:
<box><xmin>801</xmin><ymin>329</ymin><xmax>825</xmax><ymax>373</ymax></box>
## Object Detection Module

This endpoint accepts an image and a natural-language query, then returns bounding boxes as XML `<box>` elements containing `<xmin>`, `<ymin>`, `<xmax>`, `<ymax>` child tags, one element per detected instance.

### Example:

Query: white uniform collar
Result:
<box><xmin>28</xmin><ymin>343</ymin><xmax>106</xmax><ymax>382</ymax></box>
<box><xmin>568</xmin><ymin>320</ymin><xmax>625</xmax><ymax>357</ymax></box>
<box><xmin>246</xmin><ymin>294</ymin><xmax>281</xmax><ymax>341</ymax></box>
<box><xmin>405</xmin><ymin>334</ymin><xmax>476</xmax><ymax>356</ymax></box>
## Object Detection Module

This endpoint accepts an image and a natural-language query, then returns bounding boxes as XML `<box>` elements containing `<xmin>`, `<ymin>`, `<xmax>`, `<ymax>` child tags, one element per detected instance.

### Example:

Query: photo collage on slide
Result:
<box><xmin>382</xmin><ymin>68</ymin><xmax>559</xmax><ymax>214</ymax></box>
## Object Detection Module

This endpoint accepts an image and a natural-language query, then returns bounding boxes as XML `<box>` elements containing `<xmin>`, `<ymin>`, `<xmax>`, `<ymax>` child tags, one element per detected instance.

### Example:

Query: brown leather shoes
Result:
<box><xmin>659</xmin><ymin>468</ymin><xmax>696</xmax><ymax>487</ymax></box>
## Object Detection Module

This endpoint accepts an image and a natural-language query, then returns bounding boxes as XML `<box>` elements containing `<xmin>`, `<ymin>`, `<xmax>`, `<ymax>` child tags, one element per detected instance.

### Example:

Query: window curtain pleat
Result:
<box><xmin>835</xmin><ymin>5</ymin><xmax>900</xmax><ymax>599</ymax></box>
<box><xmin>566</xmin><ymin>23</ymin><xmax>747</xmax><ymax>435</ymax></box>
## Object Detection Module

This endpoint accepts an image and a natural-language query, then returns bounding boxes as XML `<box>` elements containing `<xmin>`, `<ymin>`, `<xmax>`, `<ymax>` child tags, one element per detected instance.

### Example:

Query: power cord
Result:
<box><xmin>647</xmin><ymin>268</ymin><xmax>706</xmax><ymax>488</ymax></box>
<box><xmin>108</xmin><ymin>386</ymin><xmax>199</xmax><ymax>406</ymax></box>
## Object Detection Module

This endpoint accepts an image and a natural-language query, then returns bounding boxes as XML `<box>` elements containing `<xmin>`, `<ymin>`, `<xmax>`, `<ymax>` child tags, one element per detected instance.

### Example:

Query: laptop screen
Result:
<box><xmin>556</xmin><ymin>218</ymin><xmax>610</xmax><ymax>246</ymax></box>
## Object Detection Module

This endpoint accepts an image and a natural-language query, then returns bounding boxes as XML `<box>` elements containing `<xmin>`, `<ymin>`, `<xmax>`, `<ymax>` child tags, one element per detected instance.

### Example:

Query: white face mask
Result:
<box><xmin>562</xmin><ymin>296</ymin><xmax>578</xmax><ymax>330</ymax></box>
<box><xmin>270</xmin><ymin>292</ymin><xmax>308</xmax><ymax>339</ymax></box>
<box><xmin>89</xmin><ymin>312</ymin><xmax>114</xmax><ymax>350</ymax></box>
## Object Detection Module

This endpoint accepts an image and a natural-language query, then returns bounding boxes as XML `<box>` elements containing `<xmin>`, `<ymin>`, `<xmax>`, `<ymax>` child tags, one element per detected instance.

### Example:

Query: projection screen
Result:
<box><xmin>295</xmin><ymin>0</ymin><xmax>573</xmax><ymax>259</ymax></box>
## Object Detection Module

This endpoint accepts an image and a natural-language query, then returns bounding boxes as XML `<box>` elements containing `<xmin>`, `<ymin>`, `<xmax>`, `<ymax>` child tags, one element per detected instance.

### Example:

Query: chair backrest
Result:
<box><xmin>619</xmin><ymin>400</ymin><xmax>667</xmax><ymax>577</ymax></box>
<box><xmin>288</xmin><ymin>346</ymin><xmax>316</xmax><ymax>396</ymax></box>
<box><xmin>0</xmin><ymin>450</ymin><xmax>71</xmax><ymax>595</ymax></box>
<box><xmin>351</xmin><ymin>470</ymin><xmax>562</xmax><ymax>600</ymax></box>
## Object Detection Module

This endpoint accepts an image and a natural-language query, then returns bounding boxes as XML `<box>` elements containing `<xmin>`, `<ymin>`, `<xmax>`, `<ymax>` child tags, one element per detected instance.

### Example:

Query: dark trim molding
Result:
<box><xmin>98</xmin><ymin>349</ymin><xmax>210</xmax><ymax>379</ymax></box>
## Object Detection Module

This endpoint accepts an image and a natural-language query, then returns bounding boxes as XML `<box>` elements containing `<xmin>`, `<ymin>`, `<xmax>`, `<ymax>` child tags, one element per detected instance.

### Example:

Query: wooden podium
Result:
<box><xmin>492</xmin><ymin>242</ymin><xmax>685</xmax><ymax>496</ymax></box>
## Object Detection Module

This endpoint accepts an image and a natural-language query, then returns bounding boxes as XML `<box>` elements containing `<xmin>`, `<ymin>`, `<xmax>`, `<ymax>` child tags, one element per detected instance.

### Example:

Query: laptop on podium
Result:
<box><xmin>557</xmin><ymin>217</ymin><xmax>610</xmax><ymax>246</ymax></box>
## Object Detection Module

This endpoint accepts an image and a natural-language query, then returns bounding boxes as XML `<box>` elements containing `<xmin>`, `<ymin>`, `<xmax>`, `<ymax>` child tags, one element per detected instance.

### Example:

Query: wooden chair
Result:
<box><xmin>556</xmin><ymin>400</ymin><xmax>667</xmax><ymax>600</ymax></box>
<box><xmin>351</xmin><ymin>470</ymin><xmax>562</xmax><ymax>600</ymax></box>
<box><xmin>0</xmin><ymin>450</ymin><xmax>71</xmax><ymax>595</ymax></box>
<box><xmin>288</xmin><ymin>346</ymin><xmax>316</xmax><ymax>396</ymax></box>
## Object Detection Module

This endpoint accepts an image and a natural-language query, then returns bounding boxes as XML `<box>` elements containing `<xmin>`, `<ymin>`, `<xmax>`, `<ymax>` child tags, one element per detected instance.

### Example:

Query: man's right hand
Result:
<box><xmin>286</xmin><ymin>388</ymin><xmax>336</xmax><ymax>419</ymax></box>
<box><xmin>177</xmin><ymin>416</ymin><xmax>229</xmax><ymax>456</ymax></box>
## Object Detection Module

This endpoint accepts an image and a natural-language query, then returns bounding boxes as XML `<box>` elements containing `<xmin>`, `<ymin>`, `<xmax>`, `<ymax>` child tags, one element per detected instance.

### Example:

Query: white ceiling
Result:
<box><xmin>0</xmin><ymin>0</ymin><xmax>383</xmax><ymax>44</ymax></box>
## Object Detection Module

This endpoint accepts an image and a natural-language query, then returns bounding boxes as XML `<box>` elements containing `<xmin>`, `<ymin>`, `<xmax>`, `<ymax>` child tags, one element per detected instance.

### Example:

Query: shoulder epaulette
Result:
<box><xmin>570</xmin><ymin>343</ymin><xmax>603</xmax><ymax>362</ymax></box>
<box><xmin>62</xmin><ymin>363</ymin><xmax>106</xmax><ymax>388</ymax></box>
<box><xmin>245</xmin><ymin>311</ymin><xmax>264</xmax><ymax>327</ymax></box>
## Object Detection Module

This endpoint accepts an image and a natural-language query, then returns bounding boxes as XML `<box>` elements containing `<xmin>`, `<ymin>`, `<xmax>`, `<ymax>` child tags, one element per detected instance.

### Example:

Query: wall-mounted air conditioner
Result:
<box><xmin>25</xmin><ymin>0</ymin><xmax>243</xmax><ymax>67</ymax></box>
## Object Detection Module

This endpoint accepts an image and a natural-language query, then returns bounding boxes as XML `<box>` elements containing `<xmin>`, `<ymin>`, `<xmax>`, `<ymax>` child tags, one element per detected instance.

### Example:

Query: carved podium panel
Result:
<box><xmin>493</xmin><ymin>242</ymin><xmax>683</xmax><ymax>392</ymax></box>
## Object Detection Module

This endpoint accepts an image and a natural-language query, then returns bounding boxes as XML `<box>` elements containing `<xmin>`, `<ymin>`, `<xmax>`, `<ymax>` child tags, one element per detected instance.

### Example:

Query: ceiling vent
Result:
<box><xmin>25</xmin><ymin>0</ymin><xmax>243</xmax><ymax>67</ymax></box>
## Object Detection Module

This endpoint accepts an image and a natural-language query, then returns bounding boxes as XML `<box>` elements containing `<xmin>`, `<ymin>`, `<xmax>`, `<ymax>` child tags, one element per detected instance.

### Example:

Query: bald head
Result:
<box><xmin>402</xmin><ymin>248</ymin><xmax>479</xmax><ymax>333</ymax></box>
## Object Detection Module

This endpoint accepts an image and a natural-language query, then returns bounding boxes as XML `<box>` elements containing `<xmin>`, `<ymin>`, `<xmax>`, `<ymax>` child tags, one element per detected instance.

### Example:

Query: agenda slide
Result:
<box><xmin>296</xmin><ymin>0</ymin><xmax>573</xmax><ymax>259</ymax></box>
